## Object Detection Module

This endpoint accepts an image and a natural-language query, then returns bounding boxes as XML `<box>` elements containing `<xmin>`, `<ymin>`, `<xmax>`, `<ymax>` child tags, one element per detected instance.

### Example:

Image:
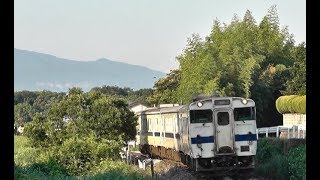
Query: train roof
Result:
<box><xmin>190</xmin><ymin>96</ymin><xmax>254</xmax><ymax>102</ymax></box>
<box><xmin>142</xmin><ymin>105</ymin><xmax>187</xmax><ymax>114</ymax></box>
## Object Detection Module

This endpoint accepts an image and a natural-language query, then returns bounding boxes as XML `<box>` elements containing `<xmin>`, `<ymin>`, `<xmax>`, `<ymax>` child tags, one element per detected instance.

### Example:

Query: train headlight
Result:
<box><xmin>242</xmin><ymin>98</ymin><xmax>248</xmax><ymax>105</ymax></box>
<box><xmin>197</xmin><ymin>102</ymin><xmax>203</xmax><ymax>107</ymax></box>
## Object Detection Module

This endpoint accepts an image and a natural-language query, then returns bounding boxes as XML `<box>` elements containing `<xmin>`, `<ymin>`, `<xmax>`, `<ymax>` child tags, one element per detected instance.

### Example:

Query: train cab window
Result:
<box><xmin>217</xmin><ymin>112</ymin><xmax>229</xmax><ymax>125</ymax></box>
<box><xmin>190</xmin><ymin>110</ymin><xmax>213</xmax><ymax>123</ymax></box>
<box><xmin>234</xmin><ymin>107</ymin><xmax>256</xmax><ymax>121</ymax></box>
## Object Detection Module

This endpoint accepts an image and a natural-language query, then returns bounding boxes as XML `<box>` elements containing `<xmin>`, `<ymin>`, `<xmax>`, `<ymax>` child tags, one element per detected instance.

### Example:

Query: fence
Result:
<box><xmin>256</xmin><ymin>125</ymin><xmax>306</xmax><ymax>139</ymax></box>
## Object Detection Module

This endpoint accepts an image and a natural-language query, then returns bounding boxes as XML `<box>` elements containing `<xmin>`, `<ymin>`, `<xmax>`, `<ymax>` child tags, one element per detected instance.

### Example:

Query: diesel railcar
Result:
<box><xmin>135</xmin><ymin>97</ymin><xmax>257</xmax><ymax>171</ymax></box>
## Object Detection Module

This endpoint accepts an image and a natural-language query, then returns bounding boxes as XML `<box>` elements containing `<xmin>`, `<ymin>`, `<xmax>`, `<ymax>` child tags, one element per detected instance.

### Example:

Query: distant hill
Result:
<box><xmin>14</xmin><ymin>49</ymin><xmax>165</xmax><ymax>92</ymax></box>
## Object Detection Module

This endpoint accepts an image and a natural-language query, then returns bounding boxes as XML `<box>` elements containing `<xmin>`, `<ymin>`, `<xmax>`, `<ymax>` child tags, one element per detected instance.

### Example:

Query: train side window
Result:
<box><xmin>217</xmin><ymin>112</ymin><xmax>229</xmax><ymax>125</ymax></box>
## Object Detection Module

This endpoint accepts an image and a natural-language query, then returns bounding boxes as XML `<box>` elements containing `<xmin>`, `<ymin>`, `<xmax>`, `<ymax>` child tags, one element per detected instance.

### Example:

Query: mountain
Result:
<box><xmin>14</xmin><ymin>49</ymin><xmax>166</xmax><ymax>92</ymax></box>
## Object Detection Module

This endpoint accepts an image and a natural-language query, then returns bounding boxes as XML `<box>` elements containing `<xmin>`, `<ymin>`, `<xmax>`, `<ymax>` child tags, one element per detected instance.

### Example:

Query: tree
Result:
<box><xmin>14</xmin><ymin>90</ymin><xmax>38</xmax><ymax>105</ymax></box>
<box><xmin>24</xmin><ymin>87</ymin><xmax>138</xmax><ymax>147</ymax></box>
<box><xmin>148</xmin><ymin>69</ymin><xmax>181</xmax><ymax>105</ymax></box>
<box><xmin>32</xmin><ymin>90</ymin><xmax>65</xmax><ymax>115</ymax></box>
<box><xmin>282</xmin><ymin>43</ymin><xmax>306</xmax><ymax>95</ymax></box>
<box><xmin>14</xmin><ymin>102</ymin><xmax>35</xmax><ymax>127</ymax></box>
<box><xmin>89</xmin><ymin>85</ymin><xmax>133</xmax><ymax>97</ymax></box>
<box><xmin>127</xmin><ymin>88</ymin><xmax>154</xmax><ymax>106</ymax></box>
<box><xmin>175</xmin><ymin>6</ymin><xmax>301</xmax><ymax>127</ymax></box>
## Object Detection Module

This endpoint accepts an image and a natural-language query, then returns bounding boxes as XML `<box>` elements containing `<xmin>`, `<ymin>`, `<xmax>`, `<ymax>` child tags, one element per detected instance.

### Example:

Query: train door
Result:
<box><xmin>214</xmin><ymin>109</ymin><xmax>234</xmax><ymax>154</ymax></box>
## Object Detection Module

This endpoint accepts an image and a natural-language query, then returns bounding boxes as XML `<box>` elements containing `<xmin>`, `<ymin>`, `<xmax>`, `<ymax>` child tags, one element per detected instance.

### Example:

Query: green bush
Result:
<box><xmin>255</xmin><ymin>138</ymin><xmax>288</xmax><ymax>179</ymax></box>
<box><xmin>288</xmin><ymin>145</ymin><xmax>306</xmax><ymax>180</ymax></box>
<box><xmin>283</xmin><ymin>138</ymin><xmax>306</xmax><ymax>154</ymax></box>
<box><xmin>255</xmin><ymin>138</ymin><xmax>306</xmax><ymax>179</ymax></box>
<box><xmin>14</xmin><ymin>163</ymin><xmax>74</xmax><ymax>180</ymax></box>
<box><xmin>255</xmin><ymin>154</ymin><xmax>288</xmax><ymax>180</ymax></box>
<box><xmin>276</xmin><ymin>95</ymin><xmax>306</xmax><ymax>114</ymax></box>
<box><xmin>55</xmin><ymin>136</ymin><xmax>96</xmax><ymax>175</ymax></box>
<box><xmin>255</xmin><ymin>138</ymin><xmax>284</xmax><ymax>164</ymax></box>
<box><xmin>14</xmin><ymin>135</ymin><xmax>41</xmax><ymax>166</ymax></box>
<box><xmin>27</xmin><ymin>158</ymin><xmax>70</xmax><ymax>176</ymax></box>
<box><xmin>54</xmin><ymin>135</ymin><xmax>123</xmax><ymax>175</ymax></box>
<box><xmin>14</xmin><ymin>135</ymin><xmax>146</xmax><ymax>179</ymax></box>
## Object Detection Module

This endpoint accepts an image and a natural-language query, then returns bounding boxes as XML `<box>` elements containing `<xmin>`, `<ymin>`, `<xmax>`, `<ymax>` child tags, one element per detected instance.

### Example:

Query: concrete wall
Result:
<box><xmin>283</xmin><ymin>113</ymin><xmax>306</xmax><ymax>128</ymax></box>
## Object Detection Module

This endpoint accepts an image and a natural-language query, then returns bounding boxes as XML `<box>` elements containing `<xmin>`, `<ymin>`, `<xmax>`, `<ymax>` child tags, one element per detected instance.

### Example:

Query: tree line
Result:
<box><xmin>149</xmin><ymin>6</ymin><xmax>305</xmax><ymax>127</ymax></box>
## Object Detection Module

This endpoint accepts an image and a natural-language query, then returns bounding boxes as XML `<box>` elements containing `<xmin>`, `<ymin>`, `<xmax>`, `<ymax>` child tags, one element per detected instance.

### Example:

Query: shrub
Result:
<box><xmin>14</xmin><ymin>136</ymin><xmax>41</xmax><ymax>166</ymax></box>
<box><xmin>255</xmin><ymin>138</ymin><xmax>283</xmax><ymax>164</ymax></box>
<box><xmin>14</xmin><ymin>162</ymin><xmax>74</xmax><ymax>180</ymax></box>
<box><xmin>23</xmin><ymin>113</ymin><xmax>50</xmax><ymax>147</ymax></box>
<box><xmin>27</xmin><ymin>158</ymin><xmax>70</xmax><ymax>176</ymax></box>
<box><xmin>276</xmin><ymin>95</ymin><xmax>306</xmax><ymax>114</ymax></box>
<box><xmin>255</xmin><ymin>138</ymin><xmax>289</xmax><ymax>179</ymax></box>
<box><xmin>255</xmin><ymin>154</ymin><xmax>288</xmax><ymax>180</ymax></box>
<box><xmin>283</xmin><ymin>138</ymin><xmax>306</xmax><ymax>154</ymax></box>
<box><xmin>55</xmin><ymin>137</ymin><xmax>96</xmax><ymax>175</ymax></box>
<box><xmin>93</xmin><ymin>140</ymin><xmax>122</xmax><ymax>161</ymax></box>
<box><xmin>287</xmin><ymin>145</ymin><xmax>306</xmax><ymax>180</ymax></box>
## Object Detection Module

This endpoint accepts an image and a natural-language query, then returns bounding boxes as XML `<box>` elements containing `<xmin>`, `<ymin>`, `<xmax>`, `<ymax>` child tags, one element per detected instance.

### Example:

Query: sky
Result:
<box><xmin>14</xmin><ymin>0</ymin><xmax>306</xmax><ymax>73</ymax></box>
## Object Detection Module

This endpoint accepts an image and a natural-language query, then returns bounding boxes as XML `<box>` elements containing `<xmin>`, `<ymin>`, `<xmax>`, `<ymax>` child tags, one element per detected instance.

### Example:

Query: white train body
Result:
<box><xmin>135</xmin><ymin>97</ymin><xmax>257</xmax><ymax>171</ymax></box>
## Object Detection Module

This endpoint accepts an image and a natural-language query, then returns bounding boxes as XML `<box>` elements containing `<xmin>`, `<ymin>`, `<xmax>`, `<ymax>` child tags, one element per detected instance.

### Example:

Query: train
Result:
<box><xmin>134</xmin><ymin>96</ymin><xmax>257</xmax><ymax>171</ymax></box>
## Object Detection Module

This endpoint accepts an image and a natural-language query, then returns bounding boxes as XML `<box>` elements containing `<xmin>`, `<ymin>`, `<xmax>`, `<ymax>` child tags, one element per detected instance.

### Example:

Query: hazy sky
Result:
<box><xmin>14</xmin><ymin>0</ymin><xmax>306</xmax><ymax>73</ymax></box>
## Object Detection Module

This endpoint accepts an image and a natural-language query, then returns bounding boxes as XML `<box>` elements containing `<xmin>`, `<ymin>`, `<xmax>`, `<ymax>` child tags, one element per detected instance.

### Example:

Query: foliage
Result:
<box><xmin>172</xmin><ymin>6</ymin><xmax>304</xmax><ymax>127</ymax></box>
<box><xmin>287</xmin><ymin>145</ymin><xmax>306</xmax><ymax>180</ymax></box>
<box><xmin>22</xmin><ymin>88</ymin><xmax>138</xmax><ymax>175</ymax></box>
<box><xmin>15</xmin><ymin>135</ymin><xmax>146</xmax><ymax>178</ymax></box>
<box><xmin>127</xmin><ymin>88</ymin><xmax>154</xmax><ymax>106</ymax></box>
<box><xmin>52</xmin><ymin>135</ymin><xmax>122</xmax><ymax>175</ymax></box>
<box><xmin>255</xmin><ymin>138</ymin><xmax>306</xmax><ymax>179</ymax></box>
<box><xmin>14</xmin><ymin>90</ymin><xmax>38</xmax><ymax>105</ymax></box>
<box><xmin>23</xmin><ymin>113</ymin><xmax>50</xmax><ymax>147</ymax></box>
<box><xmin>89</xmin><ymin>85</ymin><xmax>133</xmax><ymax>97</ymax></box>
<box><xmin>275</xmin><ymin>95</ymin><xmax>306</xmax><ymax>114</ymax></box>
<box><xmin>255</xmin><ymin>153</ymin><xmax>289</xmax><ymax>180</ymax></box>
<box><xmin>14</xmin><ymin>102</ymin><xmax>35</xmax><ymax>127</ymax></box>
<box><xmin>24</xmin><ymin>88</ymin><xmax>137</xmax><ymax>147</ymax></box>
<box><xmin>14</xmin><ymin>163</ymin><xmax>74</xmax><ymax>180</ymax></box>
<box><xmin>255</xmin><ymin>138</ymin><xmax>284</xmax><ymax>164</ymax></box>
<box><xmin>148</xmin><ymin>69</ymin><xmax>181</xmax><ymax>105</ymax></box>
<box><xmin>55</xmin><ymin>136</ymin><xmax>96</xmax><ymax>175</ymax></box>
<box><xmin>14</xmin><ymin>136</ymin><xmax>41</xmax><ymax>167</ymax></box>
<box><xmin>283</xmin><ymin>138</ymin><xmax>306</xmax><ymax>154</ymax></box>
<box><xmin>32</xmin><ymin>90</ymin><xmax>65</xmax><ymax>115</ymax></box>
<box><xmin>14</xmin><ymin>90</ymin><xmax>65</xmax><ymax>127</ymax></box>
<box><xmin>282</xmin><ymin>43</ymin><xmax>306</xmax><ymax>95</ymax></box>
<box><xmin>88</xmin><ymin>160</ymin><xmax>147</xmax><ymax>179</ymax></box>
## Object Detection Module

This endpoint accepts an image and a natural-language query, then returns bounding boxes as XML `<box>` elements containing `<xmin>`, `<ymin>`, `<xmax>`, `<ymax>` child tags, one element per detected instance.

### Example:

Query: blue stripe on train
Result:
<box><xmin>191</xmin><ymin>134</ymin><xmax>256</xmax><ymax>144</ymax></box>
<box><xmin>191</xmin><ymin>136</ymin><xmax>214</xmax><ymax>144</ymax></box>
<box><xmin>234</xmin><ymin>134</ymin><xmax>257</xmax><ymax>141</ymax></box>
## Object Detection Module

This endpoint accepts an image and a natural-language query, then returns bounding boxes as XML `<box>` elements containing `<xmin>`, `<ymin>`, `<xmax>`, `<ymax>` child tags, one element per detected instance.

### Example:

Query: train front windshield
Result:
<box><xmin>190</xmin><ymin>110</ymin><xmax>213</xmax><ymax>123</ymax></box>
<box><xmin>234</xmin><ymin>107</ymin><xmax>256</xmax><ymax>121</ymax></box>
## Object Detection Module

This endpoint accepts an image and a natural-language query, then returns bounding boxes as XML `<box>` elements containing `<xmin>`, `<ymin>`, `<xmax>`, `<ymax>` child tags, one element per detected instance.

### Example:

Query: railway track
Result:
<box><xmin>187</xmin><ymin>169</ymin><xmax>262</xmax><ymax>180</ymax></box>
